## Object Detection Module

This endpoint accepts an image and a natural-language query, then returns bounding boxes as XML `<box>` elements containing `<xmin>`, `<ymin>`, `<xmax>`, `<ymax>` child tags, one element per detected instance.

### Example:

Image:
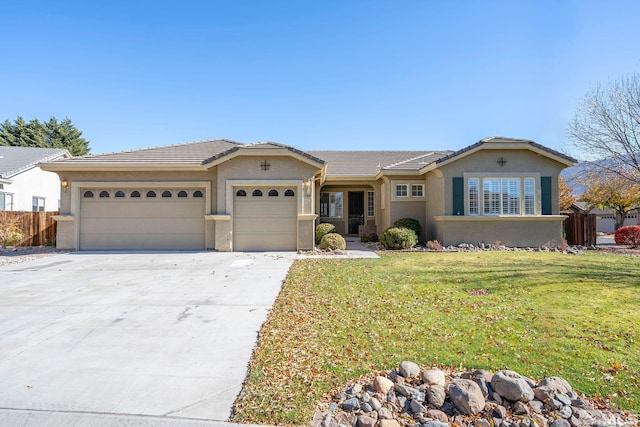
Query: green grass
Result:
<box><xmin>232</xmin><ymin>252</ymin><xmax>640</xmax><ymax>426</ymax></box>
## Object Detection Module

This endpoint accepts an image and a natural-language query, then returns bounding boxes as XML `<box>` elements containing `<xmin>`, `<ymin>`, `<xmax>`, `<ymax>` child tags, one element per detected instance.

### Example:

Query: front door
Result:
<box><xmin>348</xmin><ymin>191</ymin><xmax>365</xmax><ymax>234</ymax></box>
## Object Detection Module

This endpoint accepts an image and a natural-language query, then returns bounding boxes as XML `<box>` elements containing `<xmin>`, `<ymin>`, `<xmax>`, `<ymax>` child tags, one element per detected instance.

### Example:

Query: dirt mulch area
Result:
<box><xmin>597</xmin><ymin>246</ymin><xmax>640</xmax><ymax>256</ymax></box>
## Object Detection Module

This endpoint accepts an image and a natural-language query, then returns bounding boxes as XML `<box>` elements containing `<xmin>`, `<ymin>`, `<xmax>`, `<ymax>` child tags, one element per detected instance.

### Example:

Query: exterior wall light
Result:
<box><xmin>61</xmin><ymin>178</ymin><xmax>69</xmax><ymax>191</ymax></box>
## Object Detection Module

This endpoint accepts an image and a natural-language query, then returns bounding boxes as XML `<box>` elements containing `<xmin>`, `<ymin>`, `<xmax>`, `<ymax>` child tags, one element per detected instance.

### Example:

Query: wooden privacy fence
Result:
<box><xmin>1</xmin><ymin>211</ymin><xmax>58</xmax><ymax>247</ymax></box>
<box><xmin>564</xmin><ymin>212</ymin><xmax>596</xmax><ymax>246</ymax></box>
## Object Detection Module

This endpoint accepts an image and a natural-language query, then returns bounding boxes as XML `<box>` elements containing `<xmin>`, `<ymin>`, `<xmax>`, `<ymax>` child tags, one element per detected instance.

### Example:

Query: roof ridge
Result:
<box><xmin>0</xmin><ymin>147</ymin><xmax>70</xmax><ymax>178</ymax></box>
<box><xmin>384</xmin><ymin>152</ymin><xmax>435</xmax><ymax>169</ymax></box>
<box><xmin>87</xmin><ymin>139</ymin><xmax>244</xmax><ymax>157</ymax></box>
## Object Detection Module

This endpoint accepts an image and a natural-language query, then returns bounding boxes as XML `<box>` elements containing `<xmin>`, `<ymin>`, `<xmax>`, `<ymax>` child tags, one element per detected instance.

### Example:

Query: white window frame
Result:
<box><xmin>466</xmin><ymin>175</ymin><xmax>538</xmax><ymax>216</ymax></box>
<box><xmin>320</xmin><ymin>192</ymin><xmax>343</xmax><ymax>218</ymax></box>
<box><xmin>0</xmin><ymin>192</ymin><xmax>14</xmax><ymax>211</ymax></box>
<box><xmin>411</xmin><ymin>184</ymin><xmax>424</xmax><ymax>197</ymax></box>
<box><xmin>395</xmin><ymin>184</ymin><xmax>408</xmax><ymax>198</ymax></box>
<box><xmin>367</xmin><ymin>191</ymin><xmax>375</xmax><ymax>217</ymax></box>
<box><xmin>468</xmin><ymin>178</ymin><xmax>479</xmax><ymax>215</ymax></box>
<box><xmin>32</xmin><ymin>196</ymin><xmax>45</xmax><ymax>212</ymax></box>
<box><xmin>524</xmin><ymin>178</ymin><xmax>535</xmax><ymax>215</ymax></box>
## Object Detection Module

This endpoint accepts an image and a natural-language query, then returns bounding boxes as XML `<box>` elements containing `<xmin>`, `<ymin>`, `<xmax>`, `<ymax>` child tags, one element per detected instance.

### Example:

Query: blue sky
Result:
<box><xmin>2</xmin><ymin>1</ymin><xmax>639</xmax><ymax>155</ymax></box>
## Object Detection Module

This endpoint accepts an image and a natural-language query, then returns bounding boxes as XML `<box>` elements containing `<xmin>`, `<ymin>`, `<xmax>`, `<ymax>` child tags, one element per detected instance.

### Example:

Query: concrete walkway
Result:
<box><xmin>0</xmin><ymin>252</ymin><xmax>295</xmax><ymax>426</ymax></box>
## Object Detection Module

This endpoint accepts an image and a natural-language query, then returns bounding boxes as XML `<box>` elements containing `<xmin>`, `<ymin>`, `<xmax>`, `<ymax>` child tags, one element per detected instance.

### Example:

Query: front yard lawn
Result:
<box><xmin>232</xmin><ymin>252</ymin><xmax>640</xmax><ymax>426</ymax></box>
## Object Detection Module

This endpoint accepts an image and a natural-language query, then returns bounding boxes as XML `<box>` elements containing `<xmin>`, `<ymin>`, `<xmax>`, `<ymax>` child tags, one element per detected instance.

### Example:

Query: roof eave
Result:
<box><xmin>323</xmin><ymin>174</ymin><xmax>379</xmax><ymax>182</ymax></box>
<box><xmin>433</xmin><ymin>141</ymin><xmax>577</xmax><ymax>169</ymax></box>
<box><xmin>39</xmin><ymin>163</ymin><xmax>207</xmax><ymax>172</ymax></box>
<box><xmin>203</xmin><ymin>146</ymin><xmax>325</xmax><ymax>169</ymax></box>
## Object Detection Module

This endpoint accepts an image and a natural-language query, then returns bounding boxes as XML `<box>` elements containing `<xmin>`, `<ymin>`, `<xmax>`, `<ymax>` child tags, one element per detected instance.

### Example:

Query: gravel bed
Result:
<box><xmin>0</xmin><ymin>246</ymin><xmax>67</xmax><ymax>267</ymax></box>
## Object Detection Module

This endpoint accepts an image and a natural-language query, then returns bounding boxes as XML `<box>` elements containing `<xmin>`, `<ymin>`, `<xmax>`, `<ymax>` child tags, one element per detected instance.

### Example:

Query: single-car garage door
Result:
<box><xmin>233</xmin><ymin>186</ymin><xmax>297</xmax><ymax>251</ymax></box>
<box><xmin>79</xmin><ymin>188</ymin><xmax>206</xmax><ymax>250</ymax></box>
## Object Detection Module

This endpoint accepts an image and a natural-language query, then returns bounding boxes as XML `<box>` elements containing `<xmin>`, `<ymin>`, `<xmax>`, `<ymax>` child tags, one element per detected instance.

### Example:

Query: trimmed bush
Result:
<box><xmin>316</xmin><ymin>223</ymin><xmax>337</xmax><ymax>244</ymax></box>
<box><xmin>319</xmin><ymin>233</ymin><xmax>346</xmax><ymax>250</ymax></box>
<box><xmin>360</xmin><ymin>233</ymin><xmax>379</xmax><ymax>243</ymax></box>
<box><xmin>614</xmin><ymin>225</ymin><xmax>640</xmax><ymax>247</ymax></box>
<box><xmin>393</xmin><ymin>218</ymin><xmax>422</xmax><ymax>240</ymax></box>
<box><xmin>380</xmin><ymin>227</ymin><xmax>418</xmax><ymax>250</ymax></box>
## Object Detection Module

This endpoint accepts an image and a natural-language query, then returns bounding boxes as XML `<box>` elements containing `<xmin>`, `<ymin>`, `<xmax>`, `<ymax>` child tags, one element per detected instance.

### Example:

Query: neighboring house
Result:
<box><xmin>41</xmin><ymin>136</ymin><xmax>576</xmax><ymax>251</ymax></box>
<box><xmin>0</xmin><ymin>146</ymin><xmax>71</xmax><ymax>212</ymax></box>
<box><xmin>569</xmin><ymin>202</ymin><xmax>640</xmax><ymax>233</ymax></box>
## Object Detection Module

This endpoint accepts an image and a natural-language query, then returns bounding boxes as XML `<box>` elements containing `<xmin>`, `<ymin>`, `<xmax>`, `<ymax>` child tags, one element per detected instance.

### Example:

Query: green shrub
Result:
<box><xmin>315</xmin><ymin>223</ymin><xmax>337</xmax><ymax>244</ymax></box>
<box><xmin>319</xmin><ymin>233</ymin><xmax>346</xmax><ymax>250</ymax></box>
<box><xmin>360</xmin><ymin>233</ymin><xmax>379</xmax><ymax>243</ymax></box>
<box><xmin>393</xmin><ymin>218</ymin><xmax>422</xmax><ymax>240</ymax></box>
<box><xmin>380</xmin><ymin>227</ymin><xmax>418</xmax><ymax>250</ymax></box>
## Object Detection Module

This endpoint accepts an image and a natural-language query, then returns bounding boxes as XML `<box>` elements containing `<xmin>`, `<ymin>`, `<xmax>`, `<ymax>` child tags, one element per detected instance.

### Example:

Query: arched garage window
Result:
<box><xmin>177</xmin><ymin>190</ymin><xmax>188</xmax><ymax>198</ymax></box>
<box><xmin>236</xmin><ymin>189</ymin><xmax>247</xmax><ymax>197</ymax></box>
<box><xmin>268</xmin><ymin>189</ymin><xmax>279</xmax><ymax>197</ymax></box>
<box><xmin>83</xmin><ymin>191</ymin><xmax>94</xmax><ymax>198</ymax></box>
<box><xmin>285</xmin><ymin>189</ymin><xmax>295</xmax><ymax>197</ymax></box>
<box><xmin>193</xmin><ymin>190</ymin><xmax>203</xmax><ymax>198</ymax></box>
<box><xmin>131</xmin><ymin>191</ymin><xmax>141</xmax><ymax>198</ymax></box>
<box><xmin>252</xmin><ymin>189</ymin><xmax>263</xmax><ymax>197</ymax></box>
<box><xmin>99</xmin><ymin>191</ymin><xmax>110</xmax><ymax>198</ymax></box>
<box><xmin>146</xmin><ymin>191</ymin><xmax>156</xmax><ymax>198</ymax></box>
<box><xmin>162</xmin><ymin>191</ymin><xmax>172</xmax><ymax>198</ymax></box>
<box><xmin>115</xmin><ymin>190</ymin><xmax>125</xmax><ymax>198</ymax></box>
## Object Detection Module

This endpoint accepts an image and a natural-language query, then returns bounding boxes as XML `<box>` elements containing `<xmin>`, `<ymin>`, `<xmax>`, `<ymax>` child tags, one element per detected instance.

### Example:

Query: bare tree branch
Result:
<box><xmin>568</xmin><ymin>73</ymin><xmax>640</xmax><ymax>183</ymax></box>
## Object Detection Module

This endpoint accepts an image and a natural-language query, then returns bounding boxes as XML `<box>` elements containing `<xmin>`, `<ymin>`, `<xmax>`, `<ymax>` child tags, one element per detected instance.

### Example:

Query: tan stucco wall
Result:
<box><xmin>424</xmin><ymin>170</ymin><xmax>444</xmax><ymax>241</ymax></box>
<box><xmin>435</xmin><ymin>149</ymin><xmax>566</xmax><ymax>216</ymax></box>
<box><xmin>435</xmin><ymin>216</ymin><xmax>567</xmax><ymax>247</ymax></box>
<box><xmin>216</xmin><ymin>156</ymin><xmax>319</xmax><ymax>214</ymax></box>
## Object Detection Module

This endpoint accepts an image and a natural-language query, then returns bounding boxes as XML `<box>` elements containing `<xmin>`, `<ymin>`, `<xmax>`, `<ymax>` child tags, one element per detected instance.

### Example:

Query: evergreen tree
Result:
<box><xmin>0</xmin><ymin>116</ymin><xmax>90</xmax><ymax>156</ymax></box>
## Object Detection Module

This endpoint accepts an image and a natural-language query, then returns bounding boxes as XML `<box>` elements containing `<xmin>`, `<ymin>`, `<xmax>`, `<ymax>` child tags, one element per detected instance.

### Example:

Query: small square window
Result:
<box><xmin>411</xmin><ymin>184</ymin><xmax>424</xmax><ymax>197</ymax></box>
<box><xmin>32</xmin><ymin>196</ymin><xmax>45</xmax><ymax>212</ymax></box>
<box><xmin>395</xmin><ymin>184</ymin><xmax>408</xmax><ymax>197</ymax></box>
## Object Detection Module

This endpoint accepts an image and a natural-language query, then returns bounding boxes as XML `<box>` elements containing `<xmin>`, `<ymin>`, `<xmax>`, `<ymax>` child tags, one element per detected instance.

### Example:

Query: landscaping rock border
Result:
<box><xmin>312</xmin><ymin>363</ymin><xmax>638</xmax><ymax>427</ymax></box>
<box><xmin>364</xmin><ymin>242</ymin><xmax>592</xmax><ymax>255</ymax></box>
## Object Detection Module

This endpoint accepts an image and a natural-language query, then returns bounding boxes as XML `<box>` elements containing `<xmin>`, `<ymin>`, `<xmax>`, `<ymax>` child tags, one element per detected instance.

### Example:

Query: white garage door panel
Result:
<box><xmin>233</xmin><ymin>188</ymin><xmax>297</xmax><ymax>251</ymax></box>
<box><xmin>79</xmin><ymin>190</ymin><xmax>206</xmax><ymax>250</ymax></box>
<box><xmin>80</xmin><ymin>218</ymin><xmax>204</xmax><ymax>234</ymax></box>
<box><xmin>81</xmin><ymin>201</ymin><xmax>204</xmax><ymax>218</ymax></box>
<box><xmin>79</xmin><ymin>233</ymin><xmax>203</xmax><ymax>251</ymax></box>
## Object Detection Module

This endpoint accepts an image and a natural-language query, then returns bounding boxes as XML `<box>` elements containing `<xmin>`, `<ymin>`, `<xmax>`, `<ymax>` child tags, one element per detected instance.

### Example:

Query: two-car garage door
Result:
<box><xmin>79</xmin><ymin>188</ymin><xmax>206</xmax><ymax>250</ymax></box>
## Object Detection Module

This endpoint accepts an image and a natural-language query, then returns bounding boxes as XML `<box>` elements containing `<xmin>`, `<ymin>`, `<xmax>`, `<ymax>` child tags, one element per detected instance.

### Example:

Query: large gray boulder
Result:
<box><xmin>491</xmin><ymin>370</ymin><xmax>534</xmax><ymax>402</ymax></box>
<box><xmin>537</xmin><ymin>377</ymin><xmax>572</xmax><ymax>394</ymax></box>
<box><xmin>422</xmin><ymin>368</ymin><xmax>446</xmax><ymax>386</ymax></box>
<box><xmin>448</xmin><ymin>379</ymin><xmax>486</xmax><ymax>415</ymax></box>
<box><xmin>427</xmin><ymin>385</ymin><xmax>446</xmax><ymax>407</ymax></box>
<box><xmin>398</xmin><ymin>360</ymin><xmax>420</xmax><ymax>378</ymax></box>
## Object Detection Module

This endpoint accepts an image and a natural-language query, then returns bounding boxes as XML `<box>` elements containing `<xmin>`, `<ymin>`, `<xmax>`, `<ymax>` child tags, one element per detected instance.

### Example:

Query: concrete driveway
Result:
<box><xmin>0</xmin><ymin>251</ymin><xmax>295</xmax><ymax>426</ymax></box>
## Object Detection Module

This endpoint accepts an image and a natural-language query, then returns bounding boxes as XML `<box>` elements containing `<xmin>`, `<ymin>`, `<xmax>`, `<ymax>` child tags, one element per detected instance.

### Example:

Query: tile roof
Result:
<box><xmin>0</xmin><ymin>146</ymin><xmax>70</xmax><ymax>178</ymax></box>
<box><xmin>53</xmin><ymin>139</ymin><xmax>243</xmax><ymax>165</ymax></box>
<box><xmin>306</xmin><ymin>150</ymin><xmax>453</xmax><ymax>176</ymax></box>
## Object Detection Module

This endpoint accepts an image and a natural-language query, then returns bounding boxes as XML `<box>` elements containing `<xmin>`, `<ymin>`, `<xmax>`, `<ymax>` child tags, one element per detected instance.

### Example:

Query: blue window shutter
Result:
<box><xmin>541</xmin><ymin>176</ymin><xmax>552</xmax><ymax>215</ymax></box>
<box><xmin>452</xmin><ymin>177</ymin><xmax>464</xmax><ymax>215</ymax></box>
